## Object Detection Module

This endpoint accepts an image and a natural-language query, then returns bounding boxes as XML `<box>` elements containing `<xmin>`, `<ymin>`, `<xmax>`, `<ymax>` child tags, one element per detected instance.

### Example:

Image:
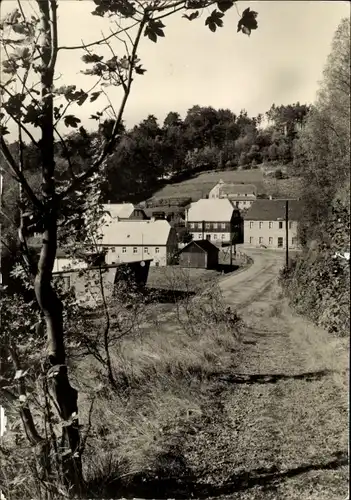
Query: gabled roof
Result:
<box><xmin>100</xmin><ymin>219</ymin><xmax>173</xmax><ymax>246</ymax></box>
<box><xmin>244</xmin><ymin>199</ymin><xmax>301</xmax><ymax>221</ymax></box>
<box><xmin>181</xmin><ymin>239</ymin><xmax>219</xmax><ymax>254</ymax></box>
<box><xmin>187</xmin><ymin>198</ymin><xmax>235</xmax><ymax>222</ymax></box>
<box><xmin>219</xmin><ymin>183</ymin><xmax>257</xmax><ymax>196</ymax></box>
<box><xmin>102</xmin><ymin>203</ymin><xmax>136</xmax><ymax>219</ymax></box>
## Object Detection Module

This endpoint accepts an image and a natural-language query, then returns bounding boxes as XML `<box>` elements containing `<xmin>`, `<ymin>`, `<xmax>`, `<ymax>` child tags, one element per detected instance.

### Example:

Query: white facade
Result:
<box><xmin>244</xmin><ymin>220</ymin><xmax>299</xmax><ymax>249</ymax></box>
<box><xmin>53</xmin><ymin>257</ymin><xmax>88</xmax><ymax>273</ymax></box>
<box><xmin>209</xmin><ymin>180</ymin><xmax>257</xmax><ymax>210</ymax></box>
<box><xmin>101</xmin><ymin>219</ymin><xmax>178</xmax><ymax>267</ymax></box>
<box><xmin>191</xmin><ymin>231</ymin><xmax>231</xmax><ymax>242</ymax></box>
<box><xmin>107</xmin><ymin>244</ymin><xmax>169</xmax><ymax>267</ymax></box>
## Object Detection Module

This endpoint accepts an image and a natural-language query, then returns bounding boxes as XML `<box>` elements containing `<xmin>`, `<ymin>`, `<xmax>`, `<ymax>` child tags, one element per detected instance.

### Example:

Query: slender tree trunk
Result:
<box><xmin>34</xmin><ymin>1</ymin><xmax>83</xmax><ymax>494</ymax></box>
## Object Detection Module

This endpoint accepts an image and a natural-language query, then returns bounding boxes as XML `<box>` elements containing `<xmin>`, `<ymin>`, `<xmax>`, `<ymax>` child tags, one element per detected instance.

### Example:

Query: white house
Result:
<box><xmin>208</xmin><ymin>179</ymin><xmax>257</xmax><ymax>210</ymax></box>
<box><xmin>100</xmin><ymin>219</ymin><xmax>178</xmax><ymax>267</ymax></box>
<box><xmin>244</xmin><ymin>199</ymin><xmax>300</xmax><ymax>249</ymax></box>
<box><xmin>186</xmin><ymin>198</ymin><xmax>242</xmax><ymax>244</ymax></box>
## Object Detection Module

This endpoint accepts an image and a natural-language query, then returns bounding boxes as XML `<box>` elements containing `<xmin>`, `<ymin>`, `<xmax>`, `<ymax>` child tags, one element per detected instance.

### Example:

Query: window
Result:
<box><xmin>122</xmin><ymin>247</ymin><xmax>126</xmax><ymax>253</ymax></box>
<box><xmin>269</xmin><ymin>237</ymin><xmax>273</xmax><ymax>245</ymax></box>
<box><xmin>259</xmin><ymin>222</ymin><xmax>263</xmax><ymax>229</ymax></box>
<box><xmin>292</xmin><ymin>237</ymin><xmax>297</xmax><ymax>246</ymax></box>
<box><xmin>205</xmin><ymin>223</ymin><xmax>211</xmax><ymax>229</ymax></box>
<box><xmin>155</xmin><ymin>247</ymin><xmax>160</xmax><ymax>253</ymax></box>
<box><xmin>133</xmin><ymin>247</ymin><xmax>137</xmax><ymax>253</ymax></box>
<box><xmin>245</xmin><ymin>193</ymin><xmax>247</xmax><ymax>197</ymax></box>
<box><xmin>278</xmin><ymin>237</ymin><xmax>283</xmax><ymax>248</ymax></box>
<box><xmin>197</xmin><ymin>223</ymin><xmax>202</xmax><ymax>229</ymax></box>
<box><xmin>190</xmin><ymin>223</ymin><xmax>195</xmax><ymax>229</ymax></box>
<box><xmin>249</xmin><ymin>221</ymin><xmax>254</xmax><ymax>229</ymax></box>
<box><xmin>279</xmin><ymin>221</ymin><xmax>283</xmax><ymax>229</ymax></box>
<box><xmin>259</xmin><ymin>237</ymin><xmax>263</xmax><ymax>244</ymax></box>
<box><xmin>249</xmin><ymin>237</ymin><xmax>254</xmax><ymax>244</ymax></box>
<box><xmin>111</xmin><ymin>247</ymin><xmax>116</xmax><ymax>253</ymax></box>
<box><xmin>144</xmin><ymin>247</ymin><xmax>148</xmax><ymax>253</ymax></box>
<box><xmin>289</xmin><ymin>221</ymin><xmax>292</xmax><ymax>229</ymax></box>
<box><xmin>221</xmin><ymin>223</ymin><xmax>226</xmax><ymax>229</ymax></box>
<box><xmin>206</xmin><ymin>234</ymin><xmax>211</xmax><ymax>241</ymax></box>
<box><xmin>155</xmin><ymin>262</ymin><xmax>159</xmax><ymax>267</ymax></box>
<box><xmin>213</xmin><ymin>222</ymin><xmax>218</xmax><ymax>229</ymax></box>
<box><xmin>221</xmin><ymin>234</ymin><xmax>225</xmax><ymax>239</ymax></box>
<box><xmin>198</xmin><ymin>234</ymin><xmax>202</xmax><ymax>239</ymax></box>
<box><xmin>213</xmin><ymin>234</ymin><xmax>217</xmax><ymax>239</ymax></box>
<box><xmin>269</xmin><ymin>222</ymin><xmax>273</xmax><ymax>229</ymax></box>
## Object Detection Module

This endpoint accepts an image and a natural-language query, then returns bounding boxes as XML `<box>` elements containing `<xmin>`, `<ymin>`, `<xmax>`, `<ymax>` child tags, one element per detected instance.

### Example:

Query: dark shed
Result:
<box><xmin>179</xmin><ymin>240</ymin><xmax>219</xmax><ymax>269</ymax></box>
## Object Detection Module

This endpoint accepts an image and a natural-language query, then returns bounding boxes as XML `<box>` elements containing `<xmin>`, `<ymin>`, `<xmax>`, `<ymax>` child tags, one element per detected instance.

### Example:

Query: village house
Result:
<box><xmin>100</xmin><ymin>219</ymin><xmax>178</xmax><ymax>267</ymax></box>
<box><xmin>186</xmin><ymin>198</ymin><xmax>243</xmax><ymax>245</ymax></box>
<box><xmin>244</xmin><ymin>199</ymin><xmax>300</xmax><ymax>249</ymax></box>
<box><xmin>102</xmin><ymin>203</ymin><xmax>147</xmax><ymax>221</ymax></box>
<box><xmin>143</xmin><ymin>205</ymin><xmax>186</xmax><ymax>226</ymax></box>
<box><xmin>208</xmin><ymin>179</ymin><xmax>257</xmax><ymax>210</ymax></box>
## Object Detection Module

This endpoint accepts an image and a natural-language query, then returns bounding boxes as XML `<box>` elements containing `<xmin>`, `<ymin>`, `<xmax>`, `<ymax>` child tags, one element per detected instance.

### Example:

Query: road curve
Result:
<box><xmin>219</xmin><ymin>247</ymin><xmax>285</xmax><ymax>310</ymax></box>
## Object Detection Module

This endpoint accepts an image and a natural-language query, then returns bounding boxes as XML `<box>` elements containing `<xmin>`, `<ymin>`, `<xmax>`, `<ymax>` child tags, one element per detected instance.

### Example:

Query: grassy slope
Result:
<box><xmin>149</xmin><ymin>168</ymin><xmax>302</xmax><ymax>202</ymax></box>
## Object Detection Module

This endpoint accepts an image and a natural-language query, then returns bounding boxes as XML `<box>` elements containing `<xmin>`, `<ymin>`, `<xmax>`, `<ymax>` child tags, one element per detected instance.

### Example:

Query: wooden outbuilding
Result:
<box><xmin>179</xmin><ymin>240</ymin><xmax>219</xmax><ymax>269</ymax></box>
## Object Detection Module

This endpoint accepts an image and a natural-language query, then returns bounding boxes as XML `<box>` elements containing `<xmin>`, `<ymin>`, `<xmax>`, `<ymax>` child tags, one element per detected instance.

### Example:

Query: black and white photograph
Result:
<box><xmin>0</xmin><ymin>0</ymin><xmax>350</xmax><ymax>499</ymax></box>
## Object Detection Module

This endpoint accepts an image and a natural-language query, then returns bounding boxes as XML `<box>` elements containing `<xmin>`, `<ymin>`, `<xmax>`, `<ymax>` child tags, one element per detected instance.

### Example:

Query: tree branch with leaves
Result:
<box><xmin>0</xmin><ymin>0</ymin><xmax>259</xmax><ymax>495</ymax></box>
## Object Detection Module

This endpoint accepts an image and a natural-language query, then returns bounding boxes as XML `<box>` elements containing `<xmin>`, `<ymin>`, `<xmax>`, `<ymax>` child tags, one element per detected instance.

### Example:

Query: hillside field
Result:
<box><xmin>150</xmin><ymin>168</ymin><xmax>302</xmax><ymax>202</ymax></box>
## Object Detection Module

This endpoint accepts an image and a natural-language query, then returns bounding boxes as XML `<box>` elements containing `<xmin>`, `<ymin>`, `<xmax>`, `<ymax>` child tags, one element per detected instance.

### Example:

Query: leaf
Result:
<box><xmin>22</xmin><ymin>104</ymin><xmax>42</xmax><ymax>127</ymax></box>
<box><xmin>81</xmin><ymin>53</ymin><xmax>104</xmax><ymax>64</ymax></box>
<box><xmin>64</xmin><ymin>115</ymin><xmax>81</xmax><ymax>128</ymax></box>
<box><xmin>237</xmin><ymin>7</ymin><xmax>258</xmax><ymax>36</ymax></box>
<box><xmin>14</xmin><ymin>369</ymin><xmax>29</xmax><ymax>380</ymax></box>
<box><xmin>135</xmin><ymin>65</ymin><xmax>146</xmax><ymax>75</ymax></box>
<box><xmin>217</xmin><ymin>0</ymin><xmax>234</xmax><ymax>12</ymax></box>
<box><xmin>205</xmin><ymin>10</ymin><xmax>224</xmax><ymax>32</ymax></box>
<box><xmin>182</xmin><ymin>11</ymin><xmax>199</xmax><ymax>21</ymax></box>
<box><xmin>144</xmin><ymin>20</ymin><xmax>165</xmax><ymax>43</ymax></box>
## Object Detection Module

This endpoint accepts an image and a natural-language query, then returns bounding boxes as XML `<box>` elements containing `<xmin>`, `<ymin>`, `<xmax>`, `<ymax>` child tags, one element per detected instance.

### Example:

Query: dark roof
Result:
<box><xmin>181</xmin><ymin>239</ymin><xmax>220</xmax><ymax>254</ymax></box>
<box><xmin>220</xmin><ymin>183</ymin><xmax>257</xmax><ymax>195</ymax></box>
<box><xmin>244</xmin><ymin>199</ymin><xmax>301</xmax><ymax>221</ymax></box>
<box><xmin>144</xmin><ymin>206</ymin><xmax>185</xmax><ymax>217</ymax></box>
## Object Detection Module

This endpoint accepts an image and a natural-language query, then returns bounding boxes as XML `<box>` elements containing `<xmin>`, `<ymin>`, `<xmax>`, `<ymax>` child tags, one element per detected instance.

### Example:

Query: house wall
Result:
<box><xmin>244</xmin><ymin>220</ymin><xmax>298</xmax><ymax>248</ymax></box>
<box><xmin>179</xmin><ymin>249</ymin><xmax>207</xmax><ymax>269</ymax></box>
<box><xmin>190</xmin><ymin>231</ymin><xmax>231</xmax><ymax>244</ymax></box>
<box><xmin>106</xmin><ymin>245</ymin><xmax>168</xmax><ymax>266</ymax></box>
<box><xmin>228</xmin><ymin>197</ymin><xmax>255</xmax><ymax>210</ymax></box>
<box><xmin>53</xmin><ymin>257</ymin><xmax>88</xmax><ymax>273</ymax></box>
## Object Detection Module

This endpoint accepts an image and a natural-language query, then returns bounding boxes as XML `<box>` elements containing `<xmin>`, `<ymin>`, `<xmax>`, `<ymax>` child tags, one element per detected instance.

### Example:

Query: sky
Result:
<box><xmin>0</xmin><ymin>0</ymin><xmax>350</xmax><ymax>138</ymax></box>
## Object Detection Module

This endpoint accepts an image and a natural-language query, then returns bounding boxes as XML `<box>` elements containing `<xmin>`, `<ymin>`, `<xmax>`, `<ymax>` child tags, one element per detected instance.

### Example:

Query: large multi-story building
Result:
<box><xmin>244</xmin><ymin>199</ymin><xmax>300</xmax><ymax>249</ymax></box>
<box><xmin>186</xmin><ymin>198</ymin><xmax>243</xmax><ymax>245</ymax></box>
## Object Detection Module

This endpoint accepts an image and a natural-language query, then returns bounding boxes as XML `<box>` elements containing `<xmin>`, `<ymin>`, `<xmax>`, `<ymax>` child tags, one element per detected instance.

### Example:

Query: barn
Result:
<box><xmin>179</xmin><ymin>240</ymin><xmax>219</xmax><ymax>269</ymax></box>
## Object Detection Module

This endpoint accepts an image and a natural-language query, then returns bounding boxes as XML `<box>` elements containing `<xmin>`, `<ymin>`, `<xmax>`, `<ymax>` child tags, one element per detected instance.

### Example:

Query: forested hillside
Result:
<box><xmin>280</xmin><ymin>18</ymin><xmax>350</xmax><ymax>336</ymax></box>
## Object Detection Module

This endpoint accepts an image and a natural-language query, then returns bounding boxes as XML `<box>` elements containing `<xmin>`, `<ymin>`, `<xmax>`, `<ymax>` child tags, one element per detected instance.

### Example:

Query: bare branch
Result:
<box><xmin>58</xmin><ymin>14</ymin><xmax>148</xmax><ymax>202</ymax></box>
<box><xmin>57</xmin><ymin>21</ymin><xmax>140</xmax><ymax>51</ymax></box>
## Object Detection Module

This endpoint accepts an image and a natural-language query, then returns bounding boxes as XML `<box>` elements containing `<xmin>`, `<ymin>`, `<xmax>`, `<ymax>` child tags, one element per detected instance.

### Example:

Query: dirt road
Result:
<box><xmin>182</xmin><ymin>248</ymin><xmax>349</xmax><ymax>500</ymax></box>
